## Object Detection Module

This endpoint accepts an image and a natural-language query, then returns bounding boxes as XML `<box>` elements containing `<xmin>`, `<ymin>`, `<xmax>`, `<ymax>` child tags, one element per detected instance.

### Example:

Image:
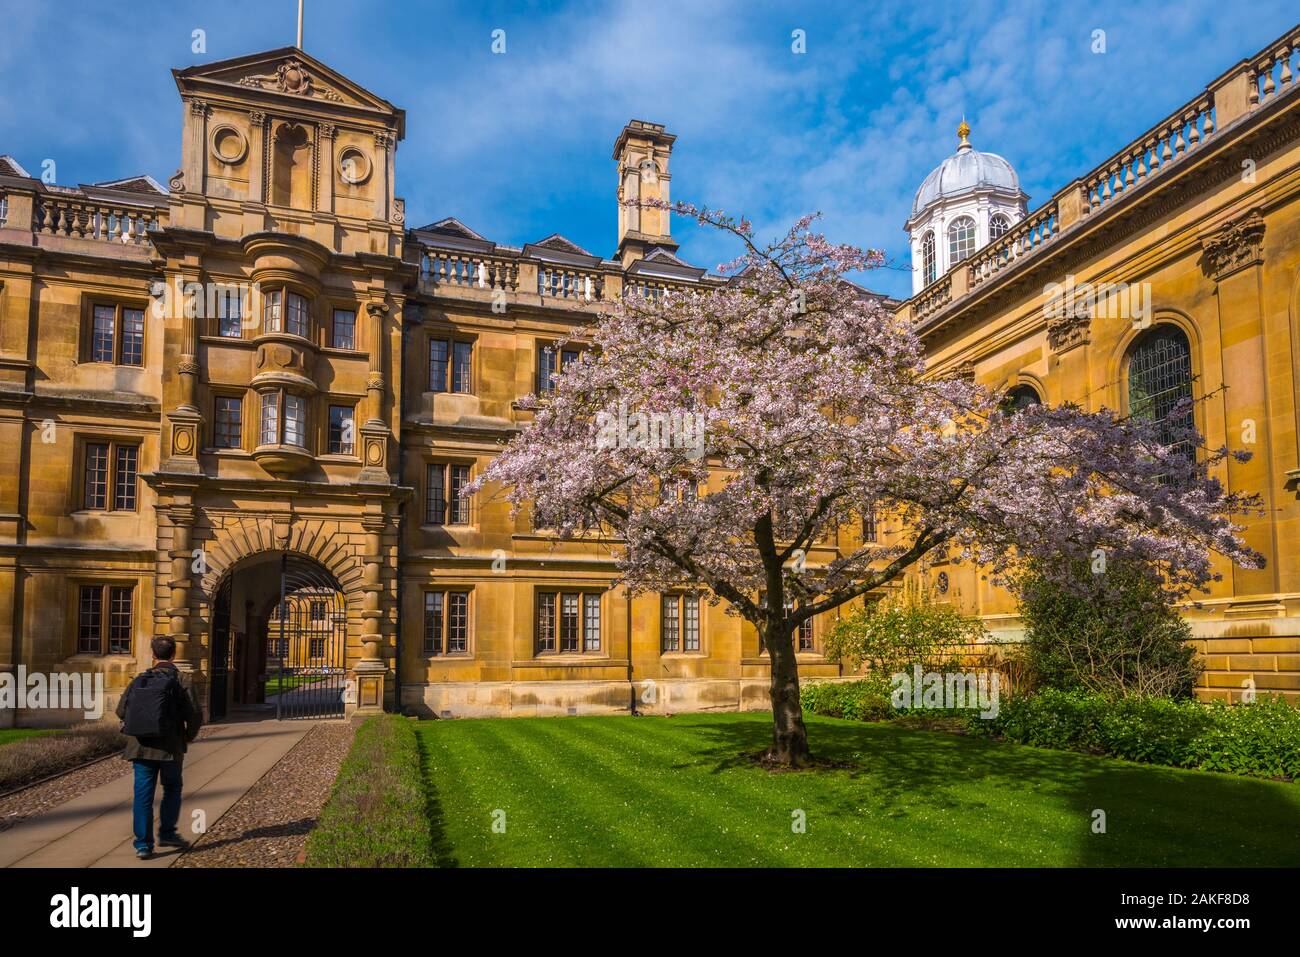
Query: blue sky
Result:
<box><xmin>0</xmin><ymin>0</ymin><xmax>1294</xmax><ymax>298</ymax></box>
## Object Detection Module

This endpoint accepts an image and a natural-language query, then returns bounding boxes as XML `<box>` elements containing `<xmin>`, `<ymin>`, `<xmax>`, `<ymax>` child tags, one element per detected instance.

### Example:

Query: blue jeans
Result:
<box><xmin>131</xmin><ymin>758</ymin><xmax>183</xmax><ymax>852</ymax></box>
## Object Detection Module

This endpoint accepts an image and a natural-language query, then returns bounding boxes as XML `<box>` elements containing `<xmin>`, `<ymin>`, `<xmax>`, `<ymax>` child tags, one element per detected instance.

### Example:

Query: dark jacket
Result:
<box><xmin>115</xmin><ymin>661</ymin><xmax>203</xmax><ymax>762</ymax></box>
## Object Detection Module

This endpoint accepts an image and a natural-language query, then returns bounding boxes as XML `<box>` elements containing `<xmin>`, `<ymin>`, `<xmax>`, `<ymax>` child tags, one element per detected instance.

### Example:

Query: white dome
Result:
<box><xmin>911</xmin><ymin>124</ymin><xmax>1022</xmax><ymax>219</ymax></box>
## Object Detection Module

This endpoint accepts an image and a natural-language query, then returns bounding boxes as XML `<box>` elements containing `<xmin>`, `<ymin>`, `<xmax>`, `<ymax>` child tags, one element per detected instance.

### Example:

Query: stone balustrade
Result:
<box><xmin>35</xmin><ymin>194</ymin><xmax>163</xmax><ymax>244</ymax></box>
<box><xmin>1081</xmin><ymin>93</ymin><xmax>1215</xmax><ymax>216</ymax></box>
<box><xmin>967</xmin><ymin>201</ymin><xmax>1060</xmax><ymax>290</ymax></box>
<box><xmin>911</xmin><ymin>273</ymin><xmax>953</xmax><ymax>322</ymax></box>
<box><xmin>420</xmin><ymin>251</ymin><xmax>519</xmax><ymax>292</ymax></box>
<box><xmin>537</xmin><ymin>265</ymin><xmax>602</xmax><ymax>300</ymax></box>
<box><xmin>1249</xmin><ymin>26</ymin><xmax>1300</xmax><ymax>109</ymax></box>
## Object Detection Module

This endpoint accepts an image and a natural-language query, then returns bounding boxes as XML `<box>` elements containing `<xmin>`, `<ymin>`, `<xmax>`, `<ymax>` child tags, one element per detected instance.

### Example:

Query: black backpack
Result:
<box><xmin>122</xmin><ymin>668</ymin><xmax>182</xmax><ymax>739</ymax></box>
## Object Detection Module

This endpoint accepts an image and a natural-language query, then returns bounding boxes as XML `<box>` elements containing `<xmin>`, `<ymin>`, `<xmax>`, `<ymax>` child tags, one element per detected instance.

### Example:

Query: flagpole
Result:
<box><xmin>296</xmin><ymin>0</ymin><xmax>303</xmax><ymax>49</ymax></box>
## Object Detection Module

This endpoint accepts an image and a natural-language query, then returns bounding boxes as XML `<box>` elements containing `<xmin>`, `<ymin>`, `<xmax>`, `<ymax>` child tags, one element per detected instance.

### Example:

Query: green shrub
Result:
<box><xmin>969</xmin><ymin>688</ymin><xmax>1299</xmax><ymax>781</ymax></box>
<box><xmin>1015</xmin><ymin>559</ymin><xmax>1201</xmax><ymax>699</ymax></box>
<box><xmin>824</xmin><ymin>580</ymin><xmax>987</xmax><ymax>675</ymax></box>
<box><xmin>304</xmin><ymin>715</ymin><xmax>433</xmax><ymax>867</ymax></box>
<box><xmin>800</xmin><ymin>677</ymin><xmax>893</xmax><ymax>722</ymax></box>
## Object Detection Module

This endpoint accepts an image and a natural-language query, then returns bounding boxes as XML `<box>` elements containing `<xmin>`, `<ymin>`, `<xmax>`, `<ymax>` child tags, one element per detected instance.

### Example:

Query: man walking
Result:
<box><xmin>116</xmin><ymin>636</ymin><xmax>203</xmax><ymax>860</ymax></box>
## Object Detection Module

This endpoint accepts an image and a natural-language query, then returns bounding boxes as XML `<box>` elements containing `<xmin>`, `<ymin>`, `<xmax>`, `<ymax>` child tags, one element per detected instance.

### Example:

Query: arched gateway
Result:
<box><xmin>209</xmin><ymin>553</ymin><xmax>348</xmax><ymax>720</ymax></box>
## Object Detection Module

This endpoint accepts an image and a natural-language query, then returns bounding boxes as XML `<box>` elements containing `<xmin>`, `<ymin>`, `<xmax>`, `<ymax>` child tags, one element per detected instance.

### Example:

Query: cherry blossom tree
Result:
<box><xmin>467</xmin><ymin>203</ymin><xmax>1261</xmax><ymax>767</ymax></box>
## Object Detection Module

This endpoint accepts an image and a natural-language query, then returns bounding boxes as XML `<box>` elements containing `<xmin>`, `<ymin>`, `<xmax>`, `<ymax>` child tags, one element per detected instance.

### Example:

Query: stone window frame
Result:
<box><xmin>424</xmin><ymin>458</ymin><xmax>475</xmax><ymax>527</ymax></box>
<box><xmin>67</xmin><ymin>578</ymin><xmax>138</xmax><ymax>658</ymax></box>
<box><xmin>209</xmin><ymin>388</ymin><xmax>247</xmax><ymax>451</ymax></box>
<box><xmin>79</xmin><ymin>293</ymin><xmax>149</xmax><ymax>367</ymax></box>
<box><xmin>535</xmin><ymin>338</ymin><xmax>582</xmax><ymax>395</ymax></box>
<box><xmin>422</xmin><ymin>587</ymin><xmax>474</xmax><ymax>657</ymax></box>
<box><xmin>947</xmin><ymin>215</ymin><xmax>977</xmax><ymax>266</ymax></box>
<box><xmin>534</xmin><ymin>587</ymin><xmax>606</xmax><ymax>656</ymax></box>
<box><xmin>255</xmin><ymin>387</ymin><xmax>312</xmax><ymax>450</ymax></box>
<box><xmin>328</xmin><ymin>304</ymin><xmax>358</xmax><ymax>351</ymax></box>
<box><xmin>74</xmin><ymin>433</ymin><xmax>141</xmax><ymax>513</ymax></box>
<box><xmin>323</xmin><ymin>398</ymin><xmax>359</xmax><ymax>458</ymax></box>
<box><xmin>428</xmin><ymin>332</ymin><xmax>476</xmax><ymax>395</ymax></box>
<box><xmin>260</xmin><ymin>286</ymin><xmax>315</xmax><ymax>341</ymax></box>
<box><xmin>660</xmin><ymin>592</ymin><xmax>705</xmax><ymax>656</ymax></box>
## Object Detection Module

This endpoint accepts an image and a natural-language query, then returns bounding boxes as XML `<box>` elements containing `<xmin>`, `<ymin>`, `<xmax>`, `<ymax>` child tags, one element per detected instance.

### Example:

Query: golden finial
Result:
<box><xmin>957</xmin><ymin>118</ymin><xmax>971</xmax><ymax>147</ymax></box>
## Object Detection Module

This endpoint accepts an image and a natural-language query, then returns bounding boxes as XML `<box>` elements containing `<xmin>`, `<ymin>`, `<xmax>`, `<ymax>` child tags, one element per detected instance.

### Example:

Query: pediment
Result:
<box><xmin>174</xmin><ymin>48</ymin><xmax>403</xmax><ymax>132</ymax></box>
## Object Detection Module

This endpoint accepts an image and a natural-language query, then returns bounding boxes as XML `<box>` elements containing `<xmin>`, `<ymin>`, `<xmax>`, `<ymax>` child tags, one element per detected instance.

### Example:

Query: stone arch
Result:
<box><xmin>1106</xmin><ymin>307</ymin><xmax>1205</xmax><ymax>415</ymax></box>
<box><xmin>198</xmin><ymin>514</ymin><xmax>366</xmax><ymax>609</ymax></box>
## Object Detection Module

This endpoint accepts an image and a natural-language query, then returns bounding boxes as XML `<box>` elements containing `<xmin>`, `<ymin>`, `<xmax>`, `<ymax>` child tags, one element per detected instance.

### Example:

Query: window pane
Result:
<box><xmin>948</xmin><ymin>217</ymin><xmax>976</xmax><ymax>264</ymax></box>
<box><xmin>424</xmin><ymin>591</ymin><xmax>444</xmax><ymax>654</ymax></box>
<box><xmin>78</xmin><ymin>586</ymin><xmax>103</xmax><ymax>654</ymax></box>
<box><xmin>583</xmin><ymin>593</ymin><xmax>601</xmax><ymax>652</ymax></box>
<box><xmin>119</xmin><ymin>309</ymin><xmax>144</xmax><ymax>365</ymax></box>
<box><xmin>215</xmin><ymin>396</ymin><xmax>242</xmax><ymax>448</ymax></box>
<box><xmin>448</xmin><ymin>593</ymin><xmax>468</xmax><ymax>653</ymax></box>
<box><xmin>683</xmin><ymin>595</ymin><xmax>700</xmax><ymax>652</ymax></box>
<box><xmin>283</xmin><ymin>394</ymin><xmax>306</xmax><ymax>447</ymax></box>
<box><xmin>113</xmin><ymin>445</ymin><xmax>137</xmax><ymax>510</ymax></box>
<box><xmin>328</xmin><ymin>405</ymin><xmax>354</xmax><ymax>454</ymax></box>
<box><xmin>798</xmin><ymin>618</ymin><xmax>814</xmax><ymax>651</ymax></box>
<box><xmin>91</xmin><ymin>305</ymin><xmax>115</xmax><ymax>362</ymax></box>
<box><xmin>429</xmin><ymin>339</ymin><xmax>448</xmax><ymax>392</ymax></box>
<box><xmin>108</xmin><ymin>586</ymin><xmax>133</xmax><ymax>654</ymax></box>
<box><xmin>661</xmin><ymin>596</ymin><xmax>679</xmax><ymax>652</ymax></box>
<box><xmin>332</xmin><ymin>309</ymin><xmax>355</xmax><ymax>350</ymax></box>
<box><xmin>537</xmin><ymin>593</ymin><xmax>556</xmax><ymax>653</ymax></box>
<box><xmin>537</xmin><ymin>345</ymin><xmax>557</xmax><ymax>394</ymax></box>
<box><xmin>560</xmin><ymin>593</ymin><xmax>579</xmax><ymax>652</ymax></box>
<box><xmin>263</xmin><ymin>290</ymin><xmax>282</xmax><ymax>333</ymax></box>
<box><xmin>452</xmin><ymin>341</ymin><xmax>472</xmax><ymax>393</ymax></box>
<box><xmin>84</xmin><ymin>443</ymin><xmax>109</xmax><ymax>509</ymax></box>
<box><xmin>216</xmin><ymin>286</ymin><xmax>243</xmax><ymax>337</ymax></box>
<box><xmin>922</xmin><ymin>232</ymin><xmax>936</xmax><ymax>287</ymax></box>
<box><xmin>862</xmin><ymin>506</ymin><xmax>876</xmax><ymax>542</ymax></box>
<box><xmin>286</xmin><ymin>293</ymin><xmax>310</xmax><ymax>337</ymax></box>
<box><xmin>426</xmin><ymin>464</ymin><xmax>447</xmax><ymax>525</ymax></box>
<box><xmin>449</xmin><ymin>464</ymin><xmax>470</xmax><ymax>524</ymax></box>
<box><xmin>260</xmin><ymin>392</ymin><xmax>280</xmax><ymax>445</ymax></box>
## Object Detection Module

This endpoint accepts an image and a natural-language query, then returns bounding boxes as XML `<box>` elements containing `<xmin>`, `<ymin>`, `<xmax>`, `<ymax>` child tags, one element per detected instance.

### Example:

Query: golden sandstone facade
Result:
<box><xmin>1</xmin><ymin>28</ymin><xmax>1298</xmax><ymax>725</ymax></box>
<box><xmin>901</xmin><ymin>25</ymin><xmax>1300</xmax><ymax>704</ymax></box>
<box><xmin>0</xmin><ymin>48</ymin><xmax>842</xmax><ymax>726</ymax></box>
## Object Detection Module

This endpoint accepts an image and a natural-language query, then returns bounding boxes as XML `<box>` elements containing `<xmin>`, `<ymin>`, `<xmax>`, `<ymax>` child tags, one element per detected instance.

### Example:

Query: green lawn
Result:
<box><xmin>415</xmin><ymin>712</ymin><xmax>1300</xmax><ymax>867</ymax></box>
<box><xmin>0</xmin><ymin>729</ymin><xmax>53</xmax><ymax>748</ymax></box>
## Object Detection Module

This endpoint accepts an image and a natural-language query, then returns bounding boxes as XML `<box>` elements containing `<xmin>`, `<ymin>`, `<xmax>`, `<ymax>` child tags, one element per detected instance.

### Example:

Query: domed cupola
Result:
<box><xmin>905</xmin><ymin>121</ymin><xmax>1028</xmax><ymax>295</ymax></box>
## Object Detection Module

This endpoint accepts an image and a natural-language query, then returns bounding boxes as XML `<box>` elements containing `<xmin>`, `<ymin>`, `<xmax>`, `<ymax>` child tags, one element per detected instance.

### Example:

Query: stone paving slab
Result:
<box><xmin>0</xmin><ymin>719</ymin><xmax>314</xmax><ymax>868</ymax></box>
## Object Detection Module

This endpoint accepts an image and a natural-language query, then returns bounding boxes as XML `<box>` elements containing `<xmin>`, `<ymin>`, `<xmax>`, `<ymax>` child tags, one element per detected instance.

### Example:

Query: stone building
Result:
<box><xmin>0</xmin><ymin>48</ymin><xmax>845</xmax><ymax>726</ymax></box>
<box><xmin>898</xmin><ymin>24</ymin><xmax>1300</xmax><ymax>703</ymax></box>
<box><xmin>2</xmin><ymin>24</ymin><xmax>1297</xmax><ymax>726</ymax></box>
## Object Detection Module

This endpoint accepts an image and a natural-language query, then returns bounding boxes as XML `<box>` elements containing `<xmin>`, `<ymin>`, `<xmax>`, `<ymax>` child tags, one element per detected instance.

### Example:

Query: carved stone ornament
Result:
<box><xmin>391</xmin><ymin>197</ymin><xmax>405</xmax><ymax>225</ymax></box>
<box><xmin>238</xmin><ymin>59</ymin><xmax>344</xmax><ymax>101</ymax></box>
<box><xmin>1201</xmin><ymin>209</ymin><xmax>1265</xmax><ymax>282</ymax></box>
<box><xmin>168</xmin><ymin>169</ymin><xmax>186</xmax><ymax>192</ymax></box>
<box><xmin>1046</xmin><ymin>302</ymin><xmax>1092</xmax><ymax>352</ymax></box>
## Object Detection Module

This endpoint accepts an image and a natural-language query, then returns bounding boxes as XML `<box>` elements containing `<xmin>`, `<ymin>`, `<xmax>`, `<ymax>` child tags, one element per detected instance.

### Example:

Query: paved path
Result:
<box><xmin>0</xmin><ymin>719</ymin><xmax>315</xmax><ymax>868</ymax></box>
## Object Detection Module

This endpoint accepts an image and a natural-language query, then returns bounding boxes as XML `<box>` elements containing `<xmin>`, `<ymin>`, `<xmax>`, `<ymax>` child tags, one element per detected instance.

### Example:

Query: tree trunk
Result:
<box><xmin>763</xmin><ymin>620</ymin><xmax>812</xmax><ymax>767</ymax></box>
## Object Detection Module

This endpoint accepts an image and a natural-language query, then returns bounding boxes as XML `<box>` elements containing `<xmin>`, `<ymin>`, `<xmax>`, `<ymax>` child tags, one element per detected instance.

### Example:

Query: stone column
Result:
<box><xmin>318</xmin><ymin>124</ymin><xmax>335</xmax><ymax>214</ymax></box>
<box><xmin>350</xmin><ymin>511</ymin><xmax>388</xmax><ymax>714</ymax></box>
<box><xmin>357</xmin><ymin>299</ymin><xmax>392</xmax><ymax>485</ymax></box>
<box><xmin>164</xmin><ymin>266</ymin><xmax>204</xmax><ymax>475</ymax></box>
<box><xmin>164</xmin><ymin>503</ymin><xmax>200</xmax><ymax>674</ymax></box>
<box><xmin>1202</xmin><ymin>210</ymin><xmax>1274</xmax><ymax>601</ymax></box>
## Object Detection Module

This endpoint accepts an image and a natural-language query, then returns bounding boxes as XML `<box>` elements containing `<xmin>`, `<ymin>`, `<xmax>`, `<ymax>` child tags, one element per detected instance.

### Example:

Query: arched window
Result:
<box><xmin>921</xmin><ymin>231</ymin><xmax>936</xmax><ymax>287</ymax></box>
<box><xmin>1002</xmin><ymin>384</ymin><xmax>1041</xmax><ymax>413</ymax></box>
<box><xmin>990</xmin><ymin>214</ymin><xmax>1011</xmax><ymax>241</ymax></box>
<box><xmin>947</xmin><ymin>216</ymin><xmax>976</xmax><ymax>264</ymax></box>
<box><xmin>1127</xmin><ymin>325</ymin><xmax>1194</xmax><ymax>468</ymax></box>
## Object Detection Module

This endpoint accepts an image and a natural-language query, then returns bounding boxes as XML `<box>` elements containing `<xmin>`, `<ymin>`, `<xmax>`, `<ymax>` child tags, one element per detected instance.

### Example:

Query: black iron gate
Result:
<box><xmin>210</xmin><ymin>576</ymin><xmax>233</xmax><ymax>721</ymax></box>
<box><xmin>268</xmin><ymin>554</ymin><xmax>348</xmax><ymax>719</ymax></box>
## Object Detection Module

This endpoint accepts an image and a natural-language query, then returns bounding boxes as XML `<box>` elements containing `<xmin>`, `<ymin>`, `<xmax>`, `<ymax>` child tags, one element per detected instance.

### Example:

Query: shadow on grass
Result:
<box><xmin>413</xmin><ymin>731</ymin><xmax>459</xmax><ymax>868</ymax></box>
<box><xmin>676</xmin><ymin>714</ymin><xmax>1300</xmax><ymax>866</ymax></box>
